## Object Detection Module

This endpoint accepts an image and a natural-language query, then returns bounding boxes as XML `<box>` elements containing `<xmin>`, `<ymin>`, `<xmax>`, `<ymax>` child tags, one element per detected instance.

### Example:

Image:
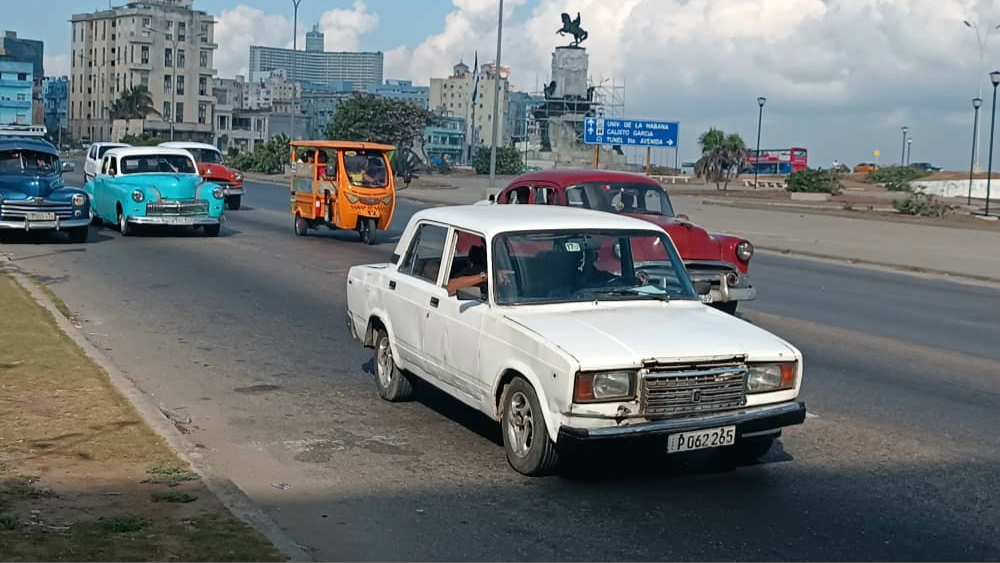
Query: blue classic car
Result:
<box><xmin>86</xmin><ymin>146</ymin><xmax>226</xmax><ymax>237</ymax></box>
<box><xmin>0</xmin><ymin>126</ymin><xmax>90</xmax><ymax>243</ymax></box>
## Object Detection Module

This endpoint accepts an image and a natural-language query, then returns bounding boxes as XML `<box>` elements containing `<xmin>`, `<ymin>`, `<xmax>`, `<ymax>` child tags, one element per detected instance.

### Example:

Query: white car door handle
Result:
<box><xmin>429</xmin><ymin>297</ymin><xmax>439</xmax><ymax>308</ymax></box>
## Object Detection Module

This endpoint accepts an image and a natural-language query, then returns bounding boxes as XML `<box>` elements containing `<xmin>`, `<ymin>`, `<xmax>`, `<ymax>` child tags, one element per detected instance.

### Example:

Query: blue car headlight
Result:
<box><xmin>212</xmin><ymin>187</ymin><xmax>223</xmax><ymax>199</ymax></box>
<box><xmin>71</xmin><ymin>194</ymin><xmax>87</xmax><ymax>206</ymax></box>
<box><xmin>131</xmin><ymin>189</ymin><xmax>145</xmax><ymax>203</ymax></box>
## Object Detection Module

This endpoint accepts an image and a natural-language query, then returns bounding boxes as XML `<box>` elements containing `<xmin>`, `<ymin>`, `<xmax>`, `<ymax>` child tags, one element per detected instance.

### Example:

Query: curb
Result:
<box><xmin>754</xmin><ymin>247</ymin><xmax>1000</xmax><ymax>286</ymax></box>
<box><xmin>3</xmin><ymin>262</ymin><xmax>313</xmax><ymax>563</ymax></box>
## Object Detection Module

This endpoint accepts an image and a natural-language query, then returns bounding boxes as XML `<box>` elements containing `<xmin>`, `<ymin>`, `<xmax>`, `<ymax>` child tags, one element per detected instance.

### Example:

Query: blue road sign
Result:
<box><xmin>583</xmin><ymin>117</ymin><xmax>679</xmax><ymax>147</ymax></box>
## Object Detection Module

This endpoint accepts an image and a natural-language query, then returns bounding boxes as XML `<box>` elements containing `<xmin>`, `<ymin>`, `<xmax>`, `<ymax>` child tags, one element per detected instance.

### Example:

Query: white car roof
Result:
<box><xmin>408</xmin><ymin>204</ymin><xmax>666</xmax><ymax>240</ymax></box>
<box><xmin>103</xmin><ymin>146</ymin><xmax>199</xmax><ymax>160</ymax></box>
<box><xmin>158</xmin><ymin>141</ymin><xmax>220</xmax><ymax>151</ymax></box>
<box><xmin>92</xmin><ymin>142</ymin><xmax>130</xmax><ymax>148</ymax></box>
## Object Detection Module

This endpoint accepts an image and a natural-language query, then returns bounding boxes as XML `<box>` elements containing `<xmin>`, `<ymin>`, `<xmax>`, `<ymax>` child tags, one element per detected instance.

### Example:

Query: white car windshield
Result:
<box><xmin>119</xmin><ymin>154</ymin><xmax>198</xmax><ymax>174</ymax></box>
<box><xmin>491</xmin><ymin>229</ymin><xmax>698</xmax><ymax>305</ymax></box>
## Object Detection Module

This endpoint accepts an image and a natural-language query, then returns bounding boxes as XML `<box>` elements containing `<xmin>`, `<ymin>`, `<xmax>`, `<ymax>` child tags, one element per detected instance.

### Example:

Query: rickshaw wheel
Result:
<box><xmin>359</xmin><ymin>218</ymin><xmax>377</xmax><ymax>245</ymax></box>
<box><xmin>294</xmin><ymin>214</ymin><xmax>309</xmax><ymax>236</ymax></box>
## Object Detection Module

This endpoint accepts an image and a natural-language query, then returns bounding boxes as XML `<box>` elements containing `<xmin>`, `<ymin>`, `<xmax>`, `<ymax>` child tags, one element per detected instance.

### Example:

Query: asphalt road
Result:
<box><xmin>3</xmin><ymin>174</ymin><xmax>999</xmax><ymax>561</ymax></box>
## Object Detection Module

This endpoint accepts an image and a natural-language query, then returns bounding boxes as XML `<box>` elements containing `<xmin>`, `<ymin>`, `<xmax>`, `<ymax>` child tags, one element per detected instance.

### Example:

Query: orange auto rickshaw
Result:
<box><xmin>289</xmin><ymin>140</ymin><xmax>403</xmax><ymax>245</ymax></box>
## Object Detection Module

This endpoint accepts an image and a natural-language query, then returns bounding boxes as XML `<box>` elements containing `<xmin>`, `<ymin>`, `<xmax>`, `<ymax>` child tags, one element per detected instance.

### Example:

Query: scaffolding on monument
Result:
<box><xmin>524</xmin><ymin>75</ymin><xmax>627</xmax><ymax>154</ymax></box>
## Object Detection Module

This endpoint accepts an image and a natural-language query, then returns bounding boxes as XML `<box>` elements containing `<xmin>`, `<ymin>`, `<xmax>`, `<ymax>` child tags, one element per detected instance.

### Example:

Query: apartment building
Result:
<box><xmin>429</xmin><ymin>60</ymin><xmax>509</xmax><ymax>150</ymax></box>
<box><xmin>69</xmin><ymin>0</ymin><xmax>217</xmax><ymax>143</ymax></box>
<box><xmin>248</xmin><ymin>44</ymin><xmax>382</xmax><ymax>92</ymax></box>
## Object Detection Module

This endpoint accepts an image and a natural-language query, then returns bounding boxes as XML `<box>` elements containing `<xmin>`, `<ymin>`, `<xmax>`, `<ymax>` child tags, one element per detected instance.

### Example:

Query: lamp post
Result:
<box><xmin>986</xmin><ymin>70</ymin><xmax>1000</xmax><ymax>216</ymax></box>
<box><xmin>290</xmin><ymin>0</ymin><xmax>302</xmax><ymax>141</ymax></box>
<box><xmin>753</xmin><ymin>96</ymin><xmax>766</xmax><ymax>188</ymax></box>
<box><xmin>964</xmin><ymin>20</ymin><xmax>1000</xmax><ymax>171</ymax></box>
<box><xmin>899</xmin><ymin>126</ymin><xmax>908</xmax><ymax>166</ymax></box>
<box><xmin>969</xmin><ymin>97</ymin><xmax>983</xmax><ymax>205</ymax></box>
<box><xmin>487</xmin><ymin>0</ymin><xmax>505</xmax><ymax>196</ymax></box>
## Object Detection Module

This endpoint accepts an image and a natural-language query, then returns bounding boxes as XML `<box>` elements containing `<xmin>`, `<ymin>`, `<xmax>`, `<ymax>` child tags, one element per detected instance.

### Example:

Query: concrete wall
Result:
<box><xmin>912</xmin><ymin>179</ymin><xmax>1000</xmax><ymax>202</ymax></box>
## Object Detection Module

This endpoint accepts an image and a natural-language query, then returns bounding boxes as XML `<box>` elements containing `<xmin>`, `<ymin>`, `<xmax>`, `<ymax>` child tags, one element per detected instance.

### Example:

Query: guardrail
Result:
<box><xmin>650</xmin><ymin>175</ymin><xmax>691</xmax><ymax>184</ymax></box>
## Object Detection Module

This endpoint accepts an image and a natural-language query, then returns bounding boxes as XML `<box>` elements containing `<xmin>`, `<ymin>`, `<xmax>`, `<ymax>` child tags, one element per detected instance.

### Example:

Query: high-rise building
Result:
<box><xmin>0</xmin><ymin>61</ymin><xmax>34</xmax><ymax>126</ymax></box>
<box><xmin>248</xmin><ymin>43</ymin><xmax>383</xmax><ymax>92</ymax></box>
<box><xmin>374</xmin><ymin>79</ymin><xmax>429</xmax><ymax>109</ymax></box>
<box><xmin>429</xmin><ymin>60</ymin><xmax>509</xmax><ymax>151</ymax></box>
<box><xmin>69</xmin><ymin>0</ymin><xmax>218</xmax><ymax>143</ymax></box>
<box><xmin>0</xmin><ymin>31</ymin><xmax>44</xmax><ymax>125</ymax></box>
<box><xmin>305</xmin><ymin>24</ymin><xmax>324</xmax><ymax>53</ymax></box>
<box><xmin>42</xmin><ymin>76</ymin><xmax>69</xmax><ymax>135</ymax></box>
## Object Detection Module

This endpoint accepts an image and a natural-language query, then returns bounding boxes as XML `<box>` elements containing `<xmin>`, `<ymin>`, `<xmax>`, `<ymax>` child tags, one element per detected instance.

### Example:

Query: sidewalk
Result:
<box><xmin>243</xmin><ymin>172</ymin><xmax>1000</xmax><ymax>282</ymax></box>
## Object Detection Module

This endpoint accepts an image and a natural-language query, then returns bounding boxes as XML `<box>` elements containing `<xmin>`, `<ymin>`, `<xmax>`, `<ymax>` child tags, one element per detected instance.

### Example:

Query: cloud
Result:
<box><xmin>44</xmin><ymin>54</ymin><xmax>70</xmax><ymax>77</ymax></box>
<box><xmin>383</xmin><ymin>0</ymin><xmax>1000</xmax><ymax>168</ymax></box>
<box><xmin>214</xmin><ymin>2</ymin><xmax>379</xmax><ymax>77</ymax></box>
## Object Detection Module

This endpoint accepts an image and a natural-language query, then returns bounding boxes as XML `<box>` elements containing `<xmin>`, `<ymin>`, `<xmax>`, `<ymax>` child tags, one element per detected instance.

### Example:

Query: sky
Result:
<box><xmin>7</xmin><ymin>0</ymin><xmax>1000</xmax><ymax>170</ymax></box>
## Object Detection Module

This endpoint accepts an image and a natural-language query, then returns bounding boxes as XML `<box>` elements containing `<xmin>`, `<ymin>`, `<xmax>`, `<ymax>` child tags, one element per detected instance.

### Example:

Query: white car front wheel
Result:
<box><xmin>501</xmin><ymin>377</ymin><xmax>559</xmax><ymax>476</ymax></box>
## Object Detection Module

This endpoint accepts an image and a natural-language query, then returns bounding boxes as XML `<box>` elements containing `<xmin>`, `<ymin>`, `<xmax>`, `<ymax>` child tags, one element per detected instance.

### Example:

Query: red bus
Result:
<box><xmin>745</xmin><ymin>147</ymin><xmax>808</xmax><ymax>175</ymax></box>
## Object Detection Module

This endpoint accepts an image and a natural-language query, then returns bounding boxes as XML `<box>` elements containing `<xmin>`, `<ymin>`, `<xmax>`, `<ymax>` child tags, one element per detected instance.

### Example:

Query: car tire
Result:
<box><xmin>373</xmin><ymin>327</ymin><xmax>414</xmax><ymax>402</ymax></box>
<box><xmin>118</xmin><ymin>208</ymin><xmax>133</xmax><ymax>237</ymax></box>
<box><xmin>713</xmin><ymin>301</ymin><xmax>739</xmax><ymax>315</ymax></box>
<box><xmin>720</xmin><ymin>434</ymin><xmax>776</xmax><ymax>467</ymax></box>
<box><xmin>293</xmin><ymin>214</ymin><xmax>309</xmax><ymax>236</ymax></box>
<box><xmin>67</xmin><ymin>226</ymin><xmax>88</xmax><ymax>244</ymax></box>
<box><xmin>203</xmin><ymin>224</ymin><xmax>221</xmax><ymax>237</ymax></box>
<box><xmin>501</xmin><ymin>377</ymin><xmax>559</xmax><ymax>476</ymax></box>
<box><xmin>89</xmin><ymin>206</ymin><xmax>102</xmax><ymax>226</ymax></box>
<box><xmin>359</xmin><ymin>217</ymin><xmax>377</xmax><ymax>245</ymax></box>
<box><xmin>227</xmin><ymin>195</ymin><xmax>242</xmax><ymax>210</ymax></box>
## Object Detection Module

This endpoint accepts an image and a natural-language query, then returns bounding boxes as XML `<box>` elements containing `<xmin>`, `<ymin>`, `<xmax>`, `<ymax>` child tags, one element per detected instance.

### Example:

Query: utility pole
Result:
<box><xmin>487</xmin><ymin>0</ymin><xmax>504</xmax><ymax>197</ymax></box>
<box><xmin>290</xmin><ymin>0</ymin><xmax>302</xmax><ymax>141</ymax></box>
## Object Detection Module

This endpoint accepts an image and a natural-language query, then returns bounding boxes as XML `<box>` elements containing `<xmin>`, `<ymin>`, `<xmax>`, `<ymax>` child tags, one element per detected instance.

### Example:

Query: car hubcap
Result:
<box><xmin>119</xmin><ymin>214</ymin><xmax>125</xmax><ymax>231</ymax></box>
<box><xmin>376</xmin><ymin>337</ymin><xmax>393</xmax><ymax>388</ymax></box>
<box><xmin>506</xmin><ymin>391</ymin><xmax>534</xmax><ymax>458</ymax></box>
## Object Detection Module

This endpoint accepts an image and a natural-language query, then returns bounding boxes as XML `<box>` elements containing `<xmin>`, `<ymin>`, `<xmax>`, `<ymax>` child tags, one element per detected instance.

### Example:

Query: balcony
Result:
<box><xmin>0</xmin><ymin>100</ymin><xmax>32</xmax><ymax>110</ymax></box>
<box><xmin>0</xmin><ymin>79</ymin><xmax>32</xmax><ymax>89</ymax></box>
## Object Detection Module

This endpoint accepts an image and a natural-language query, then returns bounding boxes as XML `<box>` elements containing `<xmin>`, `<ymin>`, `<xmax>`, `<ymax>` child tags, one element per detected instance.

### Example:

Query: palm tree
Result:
<box><xmin>695</xmin><ymin>128</ymin><xmax>748</xmax><ymax>190</ymax></box>
<box><xmin>109</xmin><ymin>86</ymin><xmax>160</xmax><ymax>120</ymax></box>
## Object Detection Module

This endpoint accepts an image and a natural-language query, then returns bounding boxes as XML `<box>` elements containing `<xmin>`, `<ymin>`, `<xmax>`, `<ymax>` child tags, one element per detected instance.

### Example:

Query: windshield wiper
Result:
<box><xmin>577</xmin><ymin>287</ymin><xmax>671</xmax><ymax>302</ymax></box>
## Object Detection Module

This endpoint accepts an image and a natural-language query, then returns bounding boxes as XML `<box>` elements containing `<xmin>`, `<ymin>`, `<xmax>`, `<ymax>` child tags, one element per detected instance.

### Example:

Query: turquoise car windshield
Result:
<box><xmin>120</xmin><ymin>154</ymin><xmax>197</xmax><ymax>175</ymax></box>
<box><xmin>0</xmin><ymin>149</ymin><xmax>58</xmax><ymax>174</ymax></box>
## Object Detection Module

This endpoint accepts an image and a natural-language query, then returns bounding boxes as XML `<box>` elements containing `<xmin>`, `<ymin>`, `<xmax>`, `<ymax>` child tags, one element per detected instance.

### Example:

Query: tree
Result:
<box><xmin>324</xmin><ymin>95</ymin><xmax>436</xmax><ymax>149</ymax></box>
<box><xmin>226</xmin><ymin>134</ymin><xmax>289</xmax><ymax>174</ymax></box>
<box><xmin>472</xmin><ymin>146</ymin><xmax>523</xmax><ymax>175</ymax></box>
<box><xmin>109</xmin><ymin>85</ymin><xmax>160</xmax><ymax>120</ymax></box>
<box><xmin>120</xmin><ymin>132</ymin><xmax>166</xmax><ymax>146</ymax></box>
<box><xmin>694</xmin><ymin>127</ymin><xmax>748</xmax><ymax>190</ymax></box>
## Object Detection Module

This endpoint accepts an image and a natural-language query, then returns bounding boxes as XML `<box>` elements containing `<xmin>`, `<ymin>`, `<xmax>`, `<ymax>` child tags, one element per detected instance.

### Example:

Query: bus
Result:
<box><xmin>745</xmin><ymin>147</ymin><xmax>808</xmax><ymax>175</ymax></box>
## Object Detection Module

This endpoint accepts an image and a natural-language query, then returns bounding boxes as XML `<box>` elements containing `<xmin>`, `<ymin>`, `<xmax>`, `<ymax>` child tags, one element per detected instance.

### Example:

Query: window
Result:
<box><xmin>198</xmin><ymin>76</ymin><xmax>207</xmax><ymax>95</ymax></box>
<box><xmin>16</xmin><ymin>94</ymin><xmax>26</xmax><ymax>102</ymax></box>
<box><xmin>198</xmin><ymin>102</ymin><xmax>207</xmax><ymax>124</ymax></box>
<box><xmin>17</xmin><ymin>73</ymin><xmax>27</xmax><ymax>81</ymax></box>
<box><xmin>500</xmin><ymin>185</ymin><xmax>530</xmax><ymax>204</ymax></box>
<box><xmin>175</xmin><ymin>102</ymin><xmax>184</xmax><ymax>123</ymax></box>
<box><xmin>446</xmin><ymin>230</ymin><xmax>489</xmax><ymax>296</ymax></box>
<box><xmin>199</xmin><ymin>50</ymin><xmax>208</xmax><ymax>68</ymax></box>
<box><xmin>177</xmin><ymin>49</ymin><xmax>185</xmax><ymax>69</ymax></box>
<box><xmin>162</xmin><ymin>101</ymin><xmax>170</xmax><ymax>120</ymax></box>
<box><xmin>141</xmin><ymin>46</ymin><xmax>149</xmax><ymax>64</ymax></box>
<box><xmin>142</xmin><ymin>17</ymin><xmax>150</xmax><ymax>28</ymax></box>
<box><xmin>163</xmin><ymin>74</ymin><xmax>171</xmax><ymax>93</ymax></box>
<box><xmin>177</xmin><ymin>21</ymin><xmax>186</xmax><ymax>42</ymax></box>
<box><xmin>399</xmin><ymin>223</ymin><xmax>449</xmax><ymax>283</ymax></box>
<box><xmin>164</xmin><ymin>48</ymin><xmax>172</xmax><ymax>67</ymax></box>
<box><xmin>176</xmin><ymin>75</ymin><xmax>184</xmax><ymax>95</ymax></box>
<box><xmin>564</xmin><ymin>182</ymin><xmax>676</xmax><ymax>217</ymax></box>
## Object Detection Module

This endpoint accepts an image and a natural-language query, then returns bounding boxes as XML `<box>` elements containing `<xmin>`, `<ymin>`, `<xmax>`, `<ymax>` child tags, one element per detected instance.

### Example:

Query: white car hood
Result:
<box><xmin>502</xmin><ymin>302</ymin><xmax>798</xmax><ymax>370</ymax></box>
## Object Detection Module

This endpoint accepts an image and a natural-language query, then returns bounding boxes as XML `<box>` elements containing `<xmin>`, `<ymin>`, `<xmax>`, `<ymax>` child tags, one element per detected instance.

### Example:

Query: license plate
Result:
<box><xmin>173</xmin><ymin>217</ymin><xmax>195</xmax><ymax>225</ymax></box>
<box><xmin>26</xmin><ymin>212</ymin><xmax>56</xmax><ymax>221</ymax></box>
<box><xmin>699</xmin><ymin>293</ymin><xmax>714</xmax><ymax>303</ymax></box>
<box><xmin>667</xmin><ymin>425</ymin><xmax>736</xmax><ymax>453</ymax></box>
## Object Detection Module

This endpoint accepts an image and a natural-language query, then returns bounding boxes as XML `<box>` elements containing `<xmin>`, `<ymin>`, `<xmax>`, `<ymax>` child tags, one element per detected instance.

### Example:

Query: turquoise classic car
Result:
<box><xmin>85</xmin><ymin>146</ymin><xmax>225</xmax><ymax>236</ymax></box>
<box><xmin>0</xmin><ymin>125</ymin><xmax>90</xmax><ymax>243</ymax></box>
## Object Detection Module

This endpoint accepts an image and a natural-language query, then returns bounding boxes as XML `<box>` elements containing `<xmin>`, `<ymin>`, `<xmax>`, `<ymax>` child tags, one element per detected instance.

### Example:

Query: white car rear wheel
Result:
<box><xmin>373</xmin><ymin>327</ymin><xmax>414</xmax><ymax>402</ymax></box>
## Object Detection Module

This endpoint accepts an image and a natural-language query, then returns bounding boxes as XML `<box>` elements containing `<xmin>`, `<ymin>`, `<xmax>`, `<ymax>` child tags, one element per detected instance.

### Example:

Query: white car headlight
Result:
<box><xmin>747</xmin><ymin>362</ymin><xmax>796</xmax><ymax>393</ymax></box>
<box><xmin>235</xmin><ymin>172</ymin><xmax>243</xmax><ymax>181</ymax></box>
<box><xmin>131</xmin><ymin>189</ymin><xmax>145</xmax><ymax>203</ymax></box>
<box><xmin>71</xmin><ymin>194</ymin><xmax>87</xmax><ymax>206</ymax></box>
<box><xmin>736</xmin><ymin>240</ymin><xmax>754</xmax><ymax>262</ymax></box>
<box><xmin>574</xmin><ymin>371</ymin><xmax>635</xmax><ymax>403</ymax></box>
<box><xmin>212</xmin><ymin>187</ymin><xmax>224</xmax><ymax>199</ymax></box>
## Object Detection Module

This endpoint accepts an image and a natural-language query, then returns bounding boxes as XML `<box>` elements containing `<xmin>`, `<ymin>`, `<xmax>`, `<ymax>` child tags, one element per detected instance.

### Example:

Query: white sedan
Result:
<box><xmin>346</xmin><ymin>204</ymin><xmax>807</xmax><ymax>476</ymax></box>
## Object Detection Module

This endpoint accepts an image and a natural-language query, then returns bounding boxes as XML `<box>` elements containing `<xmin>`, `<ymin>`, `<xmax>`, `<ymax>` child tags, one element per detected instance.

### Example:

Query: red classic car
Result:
<box><xmin>489</xmin><ymin>169</ymin><xmax>756</xmax><ymax>313</ymax></box>
<box><xmin>159</xmin><ymin>142</ymin><xmax>245</xmax><ymax>210</ymax></box>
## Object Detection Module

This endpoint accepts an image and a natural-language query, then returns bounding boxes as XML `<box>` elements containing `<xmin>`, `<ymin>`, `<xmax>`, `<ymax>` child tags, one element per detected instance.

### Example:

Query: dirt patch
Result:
<box><xmin>0</xmin><ymin>273</ymin><xmax>285</xmax><ymax>561</ymax></box>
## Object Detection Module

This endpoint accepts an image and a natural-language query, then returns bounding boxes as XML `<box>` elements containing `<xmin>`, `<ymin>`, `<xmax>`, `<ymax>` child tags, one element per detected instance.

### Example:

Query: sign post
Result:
<box><xmin>873</xmin><ymin>149</ymin><xmax>880</xmax><ymax>168</ymax></box>
<box><xmin>584</xmin><ymin>117</ymin><xmax>679</xmax><ymax>172</ymax></box>
<box><xmin>646</xmin><ymin>147</ymin><xmax>652</xmax><ymax>175</ymax></box>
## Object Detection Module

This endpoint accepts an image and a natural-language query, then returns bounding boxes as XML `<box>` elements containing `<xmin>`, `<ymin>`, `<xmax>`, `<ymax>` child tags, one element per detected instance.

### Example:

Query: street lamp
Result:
<box><xmin>290</xmin><ymin>0</ymin><xmax>303</xmax><ymax>141</ymax></box>
<box><xmin>753</xmin><ymin>96</ymin><xmax>766</xmax><ymax>189</ymax></box>
<box><xmin>487</xmin><ymin>0</ymin><xmax>505</xmax><ymax>195</ymax></box>
<box><xmin>900</xmin><ymin>126</ymin><xmax>908</xmax><ymax>166</ymax></box>
<box><xmin>964</xmin><ymin>20</ymin><xmax>1000</xmax><ymax>170</ymax></box>
<box><xmin>984</xmin><ymin>70</ymin><xmax>1000</xmax><ymax>216</ymax></box>
<box><xmin>906</xmin><ymin>138</ymin><xmax>912</xmax><ymax>166</ymax></box>
<box><xmin>969</xmin><ymin>96</ymin><xmax>983</xmax><ymax>205</ymax></box>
